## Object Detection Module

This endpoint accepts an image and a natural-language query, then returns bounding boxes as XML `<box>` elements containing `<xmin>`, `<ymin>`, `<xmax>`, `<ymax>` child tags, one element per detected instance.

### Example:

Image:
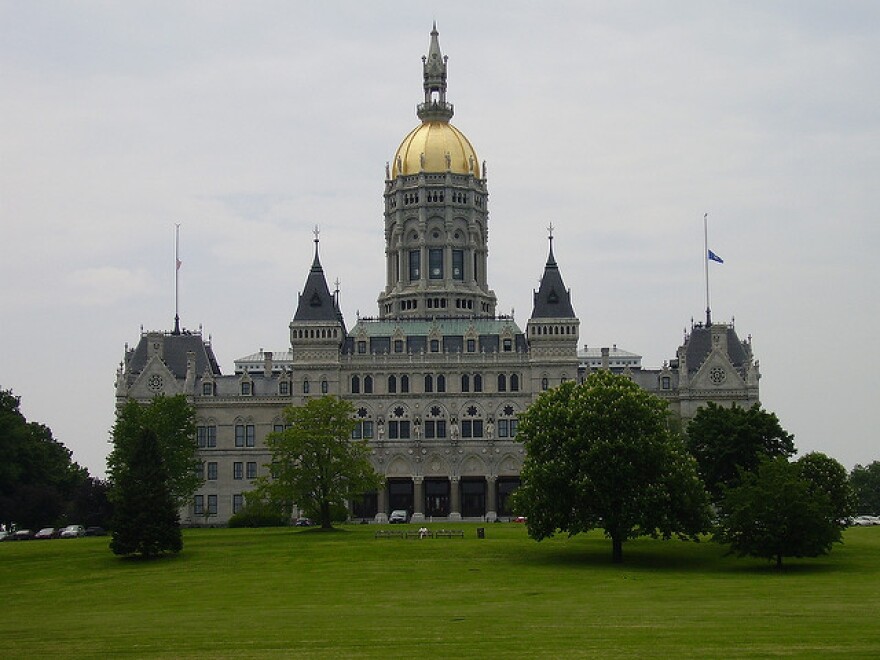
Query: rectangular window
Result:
<box><xmin>241</xmin><ymin>381</ymin><xmax>252</xmax><ymax>395</ymax></box>
<box><xmin>274</xmin><ymin>424</ymin><xmax>285</xmax><ymax>433</ymax></box>
<box><xmin>194</xmin><ymin>495</ymin><xmax>204</xmax><ymax>515</ymax></box>
<box><xmin>196</xmin><ymin>425</ymin><xmax>217</xmax><ymax>448</ymax></box>
<box><xmin>424</xmin><ymin>420</ymin><xmax>435</xmax><ymax>439</ymax></box>
<box><xmin>202</xmin><ymin>382</ymin><xmax>213</xmax><ymax>396</ymax></box>
<box><xmin>662</xmin><ymin>376</ymin><xmax>671</xmax><ymax>390</ymax></box>
<box><xmin>498</xmin><ymin>419</ymin><xmax>509</xmax><ymax>438</ymax></box>
<box><xmin>357</xmin><ymin>341</ymin><xmax>367</xmax><ymax>354</ymax></box>
<box><xmin>509</xmin><ymin>419</ymin><xmax>518</xmax><ymax>438</ymax></box>
<box><xmin>196</xmin><ymin>461</ymin><xmax>205</xmax><ymax>479</ymax></box>
<box><xmin>233</xmin><ymin>462</ymin><xmax>243</xmax><ymax>480</ymax></box>
<box><xmin>503</xmin><ymin>338</ymin><xmax>513</xmax><ymax>352</ymax></box>
<box><xmin>466</xmin><ymin>339</ymin><xmax>476</xmax><ymax>353</ymax></box>
<box><xmin>472</xmin><ymin>420</ymin><xmax>484</xmax><ymax>438</ymax></box>
<box><xmin>362</xmin><ymin>421</ymin><xmax>374</xmax><ymax>439</ymax></box>
<box><xmin>429</xmin><ymin>249</ymin><xmax>443</xmax><ymax>279</ymax></box>
<box><xmin>401</xmin><ymin>375</ymin><xmax>409</xmax><ymax>393</ymax></box>
<box><xmin>279</xmin><ymin>381</ymin><xmax>289</xmax><ymax>395</ymax></box>
<box><xmin>207</xmin><ymin>494</ymin><xmax>218</xmax><ymax>515</ymax></box>
<box><xmin>388</xmin><ymin>421</ymin><xmax>399</xmax><ymax>440</ymax></box>
<box><xmin>452</xmin><ymin>250</ymin><xmax>464</xmax><ymax>280</ymax></box>
<box><xmin>461</xmin><ymin>420</ymin><xmax>472</xmax><ymax>439</ymax></box>
<box><xmin>409</xmin><ymin>250</ymin><xmax>420</xmax><ymax>281</ymax></box>
<box><xmin>399</xmin><ymin>421</ymin><xmax>410</xmax><ymax>439</ymax></box>
<box><xmin>235</xmin><ymin>425</ymin><xmax>245</xmax><ymax>447</ymax></box>
<box><xmin>246</xmin><ymin>425</ymin><xmax>255</xmax><ymax>447</ymax></box>
<box><xmin>246</xmin><ymin>462</ymin><xmax>257</xmax><ymax>479</ymax></box>
<box><xmin>233</xmin><ymin>494</ymin><xmax>244</xmax><ymax>514</ymax></box>
<box><xmin>394</xmin><ymin>340</ymin><xmax>404</xmax><ymax>353</ymax></box>
<box><xmin>207</xmin><ymin>462</ymin><xmax>218</xmax><ymax>480</ymax></box>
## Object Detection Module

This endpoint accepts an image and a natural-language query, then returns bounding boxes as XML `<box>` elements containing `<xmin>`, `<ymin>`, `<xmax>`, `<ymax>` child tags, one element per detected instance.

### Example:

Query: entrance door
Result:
<box><xmin>388</xmin><ymin>479</ymin><xmax>414</xmax><ymax>515</ymax></box>
<box><xmin>424</xmin><ymin>479</ymin><xmax>450</xmax><ymax>517</ymax></box>
<box><xmin>460</xmin><ymin>478</ymin><xmax>486</xmax><ymax>517</ymax></box>
<box><xmin>496</xmin><ymin>477</ymin><xmax>521</xmax><ymax>517</ymax></box>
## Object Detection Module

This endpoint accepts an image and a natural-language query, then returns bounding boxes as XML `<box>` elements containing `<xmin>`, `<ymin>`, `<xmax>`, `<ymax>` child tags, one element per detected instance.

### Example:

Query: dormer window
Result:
<box><xmin>241</xmin><ymin>382</ymin><xmax>252</xmax><ymax>396</ymax></box>
<box><xmin>358</xmin><ymin>341</ymin><xmax>367</xmax><ymax>354</ymax></box>
<box><xmin>503</xmin><ymin>338</ymin><xmax>512</xmax><ymax>352</ymax></box>
<box><xmin>279</xmin><ymin>381</ymin><xmax>289</xmax><ymax>395</ymax></box>
<box><xmin>467</xmin><ymin>339</ymin><xmax>476</xmax><ymax>353</ymax></box>
<box><xmin>430</xmin><ymin>339</ymin><xmax>440</xmax><ymax>352</ymax></box>
<box><xmin>202</xmin><ymin>382</ymin><xmax>214</xmax><ymax>396</ymax></box>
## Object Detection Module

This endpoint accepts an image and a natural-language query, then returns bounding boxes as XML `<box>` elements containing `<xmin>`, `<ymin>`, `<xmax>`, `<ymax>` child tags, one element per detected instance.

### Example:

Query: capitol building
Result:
<box><xmin>116</xmin><ymin>27</ymin><xmax>760</xmax><ymax>526</ymax></box>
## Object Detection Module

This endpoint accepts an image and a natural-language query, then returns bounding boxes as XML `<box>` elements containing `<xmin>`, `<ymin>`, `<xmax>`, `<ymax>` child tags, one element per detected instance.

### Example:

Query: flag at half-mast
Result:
<box><xmin>707</xmin><ymin>249</ymin><xmax>724</xmax><ymax>264</ymax></box>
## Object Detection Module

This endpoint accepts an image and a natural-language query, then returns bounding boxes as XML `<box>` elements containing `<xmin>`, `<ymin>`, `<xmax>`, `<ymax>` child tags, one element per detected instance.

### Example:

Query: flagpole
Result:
<box><xmin>173</xmin><ymin>224</ymin><xmax>181</xmax><ymax>335</ymax></box>
<box><xmin>704</xmin><ymin>212</ymin><xmax>711</xmax><ymax>326</ymax></box>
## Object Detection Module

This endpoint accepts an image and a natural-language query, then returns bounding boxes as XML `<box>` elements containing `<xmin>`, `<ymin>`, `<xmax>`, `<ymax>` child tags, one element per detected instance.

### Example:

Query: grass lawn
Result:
<box><xmin>2</xmin><ymin>523</ymin><xmax>879</xmax><ymax>658</ymax></box>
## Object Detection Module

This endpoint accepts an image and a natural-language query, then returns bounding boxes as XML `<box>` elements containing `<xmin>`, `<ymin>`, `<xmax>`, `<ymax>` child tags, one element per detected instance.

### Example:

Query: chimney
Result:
<box><xmin>263</xmin><ymin>351</ymin><xmax>274</xmax><ymax>377</ymax></box>
<box><xmin>601</xmin><ymin>347</ymin><xmax>610</xmax><ymax>371</ymax></box>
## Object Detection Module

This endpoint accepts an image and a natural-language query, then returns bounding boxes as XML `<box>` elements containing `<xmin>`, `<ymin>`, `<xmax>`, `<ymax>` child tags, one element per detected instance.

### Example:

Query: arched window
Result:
<box><xmin>351</xmin><ymin>375</ymin><xmax>360</xmax><ymax>394</ymax></box>
<box><xmin>388</xmin><ymin>375</ymin><xmax>397</xmax><ymax>394</ymax></box>
<box><xmin>321</xmin><ymin>380</ymin><xmax>328</xmax><ymax>394</ymax></box>
<box><xmin>461</xmin><ymin>374</ymin><xmax>470</xmax><ymax>393</ymax></box>
<box><xmin>424</xmin><ymin>374</ymin><xmax>433</xmax><ymax>393</ymax></box>
<box><xmin>303</xmin><ymin>379</ymin><xmax>310</xmax><ymax>394</ymax></box>
<box><xmin>364</xmin><ymin>375</ymin><xmax>373</xmax><ymax>394</ymax></box>
<box><xmin>497</xmin><ymin>374</ymin><xmax>507</xmax><ymax>392</ymax></box>
<box><xmin>437</xmin><ymin>374</ymin><xmax>446</xmax><ymax>393</ymax></box>
<box><xmin>401</xmin><ymin>375</ymin><xmax>410</xmax><ymax>393</ymax></box>
<box><xmin>474</xmin><ymin>374</ymin><xmax>483</xmax><ymax>392</ymax></box>
<box><xmin>510</xmin><ymin>374</ymin><xmax>520</xmax><ymax>392</ymax></box>
<box><xmin>541</xmin><ymin>377</ymin><xmax>549</xmax><ymax>391</ymax></box>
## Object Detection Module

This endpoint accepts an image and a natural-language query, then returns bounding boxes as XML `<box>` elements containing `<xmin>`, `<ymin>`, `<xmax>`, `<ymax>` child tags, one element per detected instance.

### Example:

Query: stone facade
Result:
<box><xmin>115</xmin><ymin>27</ymin><xmax>759</xmax><ymax>526</ymax></box>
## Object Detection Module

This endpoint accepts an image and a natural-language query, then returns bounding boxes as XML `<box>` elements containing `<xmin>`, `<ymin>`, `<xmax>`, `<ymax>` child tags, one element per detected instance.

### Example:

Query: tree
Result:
<box><xmin>686</xmin><ymin>402</ymin><xmax>795</xmax><ymax>501</ymax></box>
<box><xmin>0</xmin><ymin>388</ymin><xmax>89</xmax><ymax>528</ymax></box>
<box><xmin>252</xmin><ymin>396</ymin><xmax>382</xmax><ymax>529</ymax></box>
<box><xmin>110</xmin><ymin>427</ymin><xmax>182</xmax><ymax>558</ymax></box>
<box><xmin>796</xmin><ymin>452</ymin><xmax>855</xmax><ymax>525</ymax></box>
<box><xmin>715</xmin><ymin>456</ymin><xmax>842</xmax><ymax>569</ymax></box>
<box><xmin>512</xmin><ymin>371</ymin><xmax>710</xmax><ymax>563</ymax></box>
<box><xmin>108</xmin><ymin>395</ymin><xmax>199</xmax><ymax>507</ymax></box>
<box><xmin>850</xmin><ymin>461</ymin><xmax>880</xmax><ymax>515</ymax></box>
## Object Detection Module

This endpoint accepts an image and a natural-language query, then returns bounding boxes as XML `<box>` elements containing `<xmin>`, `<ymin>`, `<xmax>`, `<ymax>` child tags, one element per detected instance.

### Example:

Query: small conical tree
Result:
<box><xmin>110</xmin><ymin>427</ymin><xmax>182</xmax><ymax>558</ymax></box>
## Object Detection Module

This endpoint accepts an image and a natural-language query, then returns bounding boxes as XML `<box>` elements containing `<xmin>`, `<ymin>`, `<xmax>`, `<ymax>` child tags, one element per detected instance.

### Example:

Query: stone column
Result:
<box><xmin>448</xmin><ymin>476</ymin><xmax>462</xmax><ymax>521</ymax></box>
<box><xmin>485</xmin><ymin>475</ymin><xmax>497</xmax><ymax>522</ymax></box>
<box><xmin>375</xmin><ymin>485</ymin><xmax>388</xmax><ymax>524</ymax></box>
<box><xmin>411</xmin><ymin>476</ymin><xmax>425</xmax><ymax>523</ymax></box>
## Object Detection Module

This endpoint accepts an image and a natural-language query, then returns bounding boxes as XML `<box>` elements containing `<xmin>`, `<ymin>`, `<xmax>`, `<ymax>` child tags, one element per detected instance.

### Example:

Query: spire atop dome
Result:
<box><xmin>418</xmin><ymin>24</ymin><xmax>454</xmax><ymax>122</ymax></box>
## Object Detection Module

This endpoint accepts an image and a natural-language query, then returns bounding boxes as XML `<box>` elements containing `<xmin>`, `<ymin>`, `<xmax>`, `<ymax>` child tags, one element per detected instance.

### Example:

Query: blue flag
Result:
<box><xmin>708</xmin><ymin>249</ymin><xmax>724</xmax><ymax>264</ymax></box>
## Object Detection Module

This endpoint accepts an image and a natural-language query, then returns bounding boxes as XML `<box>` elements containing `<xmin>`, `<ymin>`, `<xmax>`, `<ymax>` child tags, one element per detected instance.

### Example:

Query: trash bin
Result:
<box><xmin>476</xmin><ymin>527</ymin><xmax>485</xmax><ymax>539</ymax></box>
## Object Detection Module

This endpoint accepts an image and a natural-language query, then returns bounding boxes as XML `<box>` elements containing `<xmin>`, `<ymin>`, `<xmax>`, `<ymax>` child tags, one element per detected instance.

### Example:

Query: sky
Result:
<box><xmin>2</xmin><ymin>1</ymin><xmax>878</xmax><ymax>478</ymax></box>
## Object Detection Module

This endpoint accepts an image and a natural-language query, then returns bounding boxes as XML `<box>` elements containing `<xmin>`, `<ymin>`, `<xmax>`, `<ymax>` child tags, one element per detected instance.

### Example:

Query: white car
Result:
<box><xmin>60</xmin><ymin>524</ymin><xmax>86</xmax><ymax>538</ymax></box>
<box><xmin>850</xmin><ymin>516</ymin><xmax>880</xmax><ymax>526</ymax></box>
<box><xmin>388</xmin><ymin>510</ymin><xmax>408</xmax><ymax>524</ymax></box>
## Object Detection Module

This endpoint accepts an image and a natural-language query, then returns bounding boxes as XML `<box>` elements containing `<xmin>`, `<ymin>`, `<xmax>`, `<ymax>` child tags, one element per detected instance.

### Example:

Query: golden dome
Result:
<box><xmin>392</xmin><ymin>121</ymin><xmax>480</xmax><ymax>178</ymax></box>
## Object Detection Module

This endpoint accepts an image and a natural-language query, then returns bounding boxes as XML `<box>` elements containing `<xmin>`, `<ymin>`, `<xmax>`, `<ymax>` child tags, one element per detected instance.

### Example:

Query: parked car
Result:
<box><xmin>0</xmin><ymin>531</ymin><xmax>8</xmax><ymax>542</ymax></box>
<box><xmin>34</xmin><ymin>528</ymin><xmax>55</xmax><ymax>540</ymax></box>
<box><xmin>10</xmin><ymin>529</ymin><xmax>33</xmax><ymax>541</ymax></box>
<box><xmin>294</xmin><ymin>518</ymin><xmax>312</xmax><ymax>527</ymax></box>
<box><xmin>60</xmin><ymin>525</ymin><xmax>86</xmax><ymax>538</ymax></box>
<box><xmin>85</xmin><ymin>526</ymin><xmax>107</xmax><ymax>536</ymax></box>
<box><xmin>512</xmin><ymin>516</ymin><xmax>527</xmax><ymax>523</ymax></box>
<box><xmin>389</xmin><ymin>510</ymin><xmax>408</xmax><ymax>524</ymax></box>
<box><xmin>851</xmin><ymin>515</ymin><xmax>880</xmax><ymax>526</ymax></box>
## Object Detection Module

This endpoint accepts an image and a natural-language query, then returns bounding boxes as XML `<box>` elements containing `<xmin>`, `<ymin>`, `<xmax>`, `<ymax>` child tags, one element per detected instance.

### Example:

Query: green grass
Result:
<box><xmin>2</xmin><ymin>524</ymin><xmax>880</xmax><ymax>658</ymax></box>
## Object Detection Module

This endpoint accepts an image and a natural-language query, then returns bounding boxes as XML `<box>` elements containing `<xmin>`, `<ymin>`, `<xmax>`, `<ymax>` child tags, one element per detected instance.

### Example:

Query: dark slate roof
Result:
<box><xmin>293</xmin><ymin>242</ymin><xmax>345</xmax><ymax>323</ymax></box>
<box><xmin>685</xmin><ymin>324</ymin><xmax>750</xmax><ymax>374</ymax></box>
<box><xmin>530</xmin><ymin>240</ymin><xmax>576</xmax><ymax>319</ymax></box>
<box><xmin>129</xmin><ymin>332</ymin><xmax>222</xmax><ymax>378</ymax></box>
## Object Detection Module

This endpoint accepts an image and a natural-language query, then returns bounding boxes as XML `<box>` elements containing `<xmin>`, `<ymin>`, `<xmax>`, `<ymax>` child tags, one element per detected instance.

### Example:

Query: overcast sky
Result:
<box><xmin>2</xmin><ymin>1</ymin><xmax>878</xmax><ymax>478</ymax></box>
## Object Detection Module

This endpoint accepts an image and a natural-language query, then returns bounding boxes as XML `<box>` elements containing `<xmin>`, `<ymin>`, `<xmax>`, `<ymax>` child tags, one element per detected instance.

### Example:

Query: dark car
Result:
<box><xmin>11</xmin><ymin>529</ymin><xmax>34</xmax><ymax>541</ymax></box>
<box><xmin>294</xmin><ymin>518</ymin><xmax>312</xmax><ymax>527</ymax></box>
<box><xmin>85</xmin><ymin>526</ymin><xmax>107</xmax><ymax>536</ymax></box>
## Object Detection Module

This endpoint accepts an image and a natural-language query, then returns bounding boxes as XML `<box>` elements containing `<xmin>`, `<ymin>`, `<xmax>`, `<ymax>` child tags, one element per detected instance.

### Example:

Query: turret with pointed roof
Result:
<box><xmin>530</xmin><ymin>229</ymin><xmax>576</xmax><ymax>319</ymax></box>
<box><xmin>290</xmin><ymin>229</ymin><xmax>346</xmax><ymax>364</ymax></box>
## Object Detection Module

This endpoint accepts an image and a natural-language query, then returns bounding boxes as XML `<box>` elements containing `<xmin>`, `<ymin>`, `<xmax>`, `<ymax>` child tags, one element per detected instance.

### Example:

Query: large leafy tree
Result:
<box><xmin>850</xmin><ymin>461</ymin><xmax>880</xmax><ymax>515</ymax></box>
<box><xmin>796</xmin><ymin>452</ymin><xmax>855</xmax><ymax>525</ymax></box>
<box><xmin>715</xmin><ymin>456</ymin><xmax>842</xmax><ymax>569</ymax></box>
<box><xmin>0</xmin><ymin>388</ymin><xmax>88</xmax><ymax>528</ymax></box>
<box><xmin>686</xmin><ymin>402</ymin><xmax>795</xmax><ymax>501</ymax></box>
<box><xmin>108</xmin><ymin>395</ymin><xmax>199</xmax><ymax>506</ymax></box>
<box><xmin>110</xmin><ymin>427</ymin><xmax>182</xmax><ymax>558</ymax></box>
<box><xmin>512</xmin><ymin>371</ymin><xmax>710</xmax><ymax>563</ymax></box>
<box><xmin>252</xmin><ymin>396</ymin><xmax>382</xmax><ymax>529</ymax></box>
